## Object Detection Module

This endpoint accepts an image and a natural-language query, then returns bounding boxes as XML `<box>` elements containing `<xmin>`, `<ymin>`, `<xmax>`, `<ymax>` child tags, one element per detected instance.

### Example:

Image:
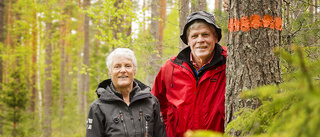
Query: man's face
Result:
<box><xmin>187</xmin><ymin>23</ymin><xmax>218</xmax><ymax>62</ymax></box>
<box><xmin>109</xmin><ymin>57</ymin><xmax>136</xmax><ymax>89</ymax></box>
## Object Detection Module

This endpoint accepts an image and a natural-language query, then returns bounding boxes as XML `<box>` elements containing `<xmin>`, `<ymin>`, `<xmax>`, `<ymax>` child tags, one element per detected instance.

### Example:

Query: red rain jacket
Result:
<box><xmin>152</xmin><ymin>44</ymin><xmax>227</xmax><ymax>137</ymax></box>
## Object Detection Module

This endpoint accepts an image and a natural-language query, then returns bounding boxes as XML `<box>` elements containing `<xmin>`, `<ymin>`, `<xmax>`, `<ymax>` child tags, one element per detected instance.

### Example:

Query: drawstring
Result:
<box><xmin>171</xmin><ymin>66</ymin><xmax>175</xmax><ymax>88</ymax></box>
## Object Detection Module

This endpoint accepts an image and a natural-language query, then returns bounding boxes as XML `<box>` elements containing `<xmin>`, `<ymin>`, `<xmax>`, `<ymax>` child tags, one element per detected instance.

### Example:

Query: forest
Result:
<box><xmin>0</xmin><ymin>0</ymin><xmax>319</xmax><ymax>137</ymax></box>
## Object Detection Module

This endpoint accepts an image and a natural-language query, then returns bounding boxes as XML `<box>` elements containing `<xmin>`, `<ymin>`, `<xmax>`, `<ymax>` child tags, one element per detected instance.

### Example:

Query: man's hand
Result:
<box><xmin>223</xmin><ymin>0</ymin><xmax>229</xmax><ymax>11</ymax></box>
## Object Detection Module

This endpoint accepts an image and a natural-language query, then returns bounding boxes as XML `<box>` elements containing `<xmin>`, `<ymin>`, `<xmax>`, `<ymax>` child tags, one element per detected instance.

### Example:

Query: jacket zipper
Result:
<box><xmin>171</xmin><ymin>66</ymin><xmax>175</xmax><ymax>88</ymax></box>
<box><xmin>139</xmin><ymin>109</ymin><xmax>144</xmax><ymax>137</ymax></box>
<box><xmin>129</xmin><ymin>108</ymin><xmax>137</xmax><ymax>137</ymax></box>
<box><xmin>120</xmin><ymin>111</ymin><xmax>129</xmax><ymax>137</ymax></box>
<box><xmin>145</xmin><ymin>115</ymin><xmax>151</xmax><ymax>137</ymax></box>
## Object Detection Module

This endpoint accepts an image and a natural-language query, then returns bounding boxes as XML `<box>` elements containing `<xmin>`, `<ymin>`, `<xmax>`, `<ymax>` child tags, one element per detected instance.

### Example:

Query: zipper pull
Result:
<box><xmin>120</xmin><ymin>111</ymin><xmax>124</xmax><ymax>122</ymax></box>
<box><xmin>145</xmin><ymin>114</ymin><xmax>150</xmax><ymax>137</ymax></box>
<box><xmin>145</xmin><ymin>121</ymin><xmax>148</xmax><ymax>137</ymax></box>
<box><xmin>139</xmin><ymin>108</ymin><xmax>142</xmax><ymax>121</ymax></box>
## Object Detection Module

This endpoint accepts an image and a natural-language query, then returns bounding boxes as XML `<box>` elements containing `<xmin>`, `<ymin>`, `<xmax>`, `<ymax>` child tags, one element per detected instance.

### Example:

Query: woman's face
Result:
<box><xmin>109</xmin><ymin>57</ymin><xmax>136</xmax><ymax>89</ymax></box>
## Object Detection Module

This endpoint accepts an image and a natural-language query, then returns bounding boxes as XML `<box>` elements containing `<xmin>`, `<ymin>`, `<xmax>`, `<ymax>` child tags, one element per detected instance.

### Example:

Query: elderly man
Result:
<box><xmin>151</xmin><ymin>11</ymin><xmax>227</xmax><ymax>137</ymax></box>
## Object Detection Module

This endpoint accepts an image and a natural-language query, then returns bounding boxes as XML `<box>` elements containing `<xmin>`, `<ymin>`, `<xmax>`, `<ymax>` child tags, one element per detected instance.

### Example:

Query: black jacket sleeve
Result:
<box><xmin>153</xmin><ymin>97</ymin><xmax>167</xmax><ymax>137</ymax></box>
<box><xmin>86</xmin><ymin>102</ymin><xmax>105</xmax><ymax>137</ymax></box>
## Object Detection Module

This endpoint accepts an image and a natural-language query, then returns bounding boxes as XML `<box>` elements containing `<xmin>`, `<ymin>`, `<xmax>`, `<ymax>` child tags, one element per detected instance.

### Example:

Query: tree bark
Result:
<box><xmin>215</xmin><ymin>0</ymin><xmax>222</xmax><ymax>11</ymax></box>
<box><xmin>225</xmin><ymin>0</ymin><xmax>282</xmax><ymax>134</ymax></box>
<box><xmin>82</xmin><ymin>0</ymin><xmax>90</xmax><ymax>120</ymax></box>
<box><xmin>158</xmin><ymin>0</ymin><xmax>166</xmax><ymax>60</ymax></box>
<box><xmin>44</xmin><ymin>0</ymin><xmax>53</xmax><ymax>136</ymax></box>
<box><xmin>179</xmin><ymin>0</ymin><xmax>189</xmax><ymax>50</ymax></box>
<box><xmin>30</xmin><ymin>0</ymin><xmax>38</xmax><ymax>115</ymax></box>
<box><xmin>0</xmin><ymin>0</ymin><xmax>5</xmax><ymax>134</ymax></box>
<box><xmin>77</xmin><ymin>0</ymin><xmax>83</xmax><ymax>116</ymax></box>
<box><xmin>191</xmin><ymin>0</ymin><xmax>206</xmax><ymax>12</ymax></box>
<box><xmin>112</xmin><ymin>0</ymin><xmax>124</xmax><ymax>49</ymax></box>
<box><xmin>59</xmin><ymin>0</ymin><xmax>66</xmax><ymax>132</ymax></box>
<box><xmin>147</xmin><ymin>0</ymin><xmax>160</xmax><ymax>87</ymax></box>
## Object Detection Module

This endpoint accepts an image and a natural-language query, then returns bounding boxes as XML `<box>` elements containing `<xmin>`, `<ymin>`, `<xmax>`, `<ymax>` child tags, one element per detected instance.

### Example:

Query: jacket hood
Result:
<box><xmin>95</xmin><ymin>79</ymin><xmax>151</xmax><ymax>103</ymax></box>
<box><xmin>180</xmin><ymin>11</ymin><xmax>222</xmax><ymax>45</ymax></box>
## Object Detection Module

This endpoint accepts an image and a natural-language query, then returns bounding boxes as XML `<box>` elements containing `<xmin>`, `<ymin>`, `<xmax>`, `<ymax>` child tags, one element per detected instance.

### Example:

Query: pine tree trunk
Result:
<box><xmin>147</xmin><ymin>0</ymin><xmax>160</xmax><ymax>86</ymax></box>
<box><xmin>77</xmin><ymin>0</ymin><xmax>83</xmax><ymax>116</ymax></box>
<box><xmin>158</xmin><ymin>0</ymin><xmax>166</xmax><ymax>57</ymax></box>
<box><xmin>59</xmin><ymin>0</ymin><xmax>66</xmax><ymax>121</ymax></box>
<box><xmin>112</xmin><ymin>0</ymin><xmax>123</xmax><ymax>48</ymax></box>
<box><xmin>143</xmin><ymin>0</ymin><xmax>146</xmax><ymax>38</ymax></box>
<box><xmin>225</xmin><ymin>0</ymin><xmax>282</xmax><ymax>135</ymax></box>
<box><xmin>82</xmin><ymin>0</ymin><xmax>90</xmax><ymax>120</ymax></box>
<box><xmin>44</xmin><ymin>1</ymin><xmax>53</xmax><ymax>136</ymax></box>
<box><xmin>0</xmin><ymin>0</ymin><xmax>5</xmax><ymax>134</ymax></box>
<box><xmin>191</xmin><ymin>0</ymin><xmax>206</xmax><ymax>12</ymax></box>
<box><xmin>30</xmin><ymin>1</ymin><xmax>38</xmax><ymax>115</ymax></box>
<box><xmin>215</xmin><ymin>0</ymin><xmax>222</xmax><ymax>11</ymax></box>
<box><xmin>179</xmin><ymin>0</ymin><xmax>189</xmax><ymax>50</ymax></box>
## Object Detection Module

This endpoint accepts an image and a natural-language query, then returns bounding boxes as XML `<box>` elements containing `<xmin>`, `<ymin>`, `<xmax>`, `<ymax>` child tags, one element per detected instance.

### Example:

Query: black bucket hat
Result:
<box><xmin>180</xmin><ymin>11</ymin><xmax>222</xmax><ymax>45</ymax></box>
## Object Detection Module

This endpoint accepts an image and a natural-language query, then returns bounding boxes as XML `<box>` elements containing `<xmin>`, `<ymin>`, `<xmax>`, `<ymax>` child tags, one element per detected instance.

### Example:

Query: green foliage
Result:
<box><xmin>184</xmin><ymin>130</ymin><xmax>224</xmax><ymax>137</ymax></box>
<box><xmin>84</xmin><ymin>0</ymin><xmax>137</xmax><ymax>48</ymax></box>
<box><xmin>1</xmin><ymin>71</ymin><xmax>28</xmax><ymax>136</ymax></box>
<box><xmin>226</xmin><ymin>47</ymin><xmax>320</xmax><ymax>137</ymax></box>
<box><xmin>213</xmin><ymin>10</ymin><xmax>229</xmax><ymax>46</ymax></box>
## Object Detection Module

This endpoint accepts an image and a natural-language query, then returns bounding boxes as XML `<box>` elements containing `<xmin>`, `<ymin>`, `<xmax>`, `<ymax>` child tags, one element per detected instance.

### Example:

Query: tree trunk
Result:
<box><xmin>147</xmin><ymin>0</ymin><xmax>160</xmax><ymax>87</ymax></box>
<box><xmin>215</xmin><ymin>0</ymin><xmax>222</xmax><ymax>11</ymax></box>
<box><xmin>36</xmin><ymin>1</ymin><xmax>43</xmax><ymax>133</ymax></box>
<box><xmin>0</xmin><ymin>0</ymin><xmax>5</xmax><ymax>134</ymax></box>
<box><xmin>309</xmin><ymin>0</ymin><xmax>314</xmax><ymax>22</ymax></box>
<box><xmin>30</xmin><ymin>0</ymin><xmax>38</xmax><ymax>115</ymax></box>
<box><xmin>126</xmin><ymin>0</ymin><xmax>132</xmax><ymax>37</ymax></box>
<box><xmin>66</xmin><ymin>1</ymin><xmax>73</xmax><ymax>99</ymax></box>
<box><xmin>316</xmin><ymin>0</ymin><xmax>318</xmax><ymax>18</ymax></box>
<box><xmin>159</xmin><ymin>0</ymin><xmax>166</xmax><ymax>58</ymax></box>
<box><xmin>59</xmin><ymin>0</ymin><xmax>66</xmax><ymax>134</ymax></box>
<box><xmin>179</xmin><ymin>0</ymin><xmax>189</xmax><ymax>50</ymax></box>
<box><xmin>191</xmin><ymin>0</ymin><xmax>206</xmax><ymax>12</ymax></box>
<box><xmin>225</xmin><ymin>0</ymin><xmax>282</xmax><ymax>134</ymax></box>
<box><xmin>82</xmin><ymin>0</ymin><xmax>90</xmax><ymax>120</ymax></box>
<box><xmin>143</xmin><ymin>0</ymin><xmax>146</xmax><ymax>38</ymax></box>
<box><xmin>77</xmin><ymin>0</ymin><xmax>83</xmax><ymax>116</ymax></box>
<box><xmin>112</xmin><ymin>0</ymin><xmax>123</xmax><ymax>49</ymax></box>
<box><xmin>44</xmin><ymin>1</ymin><xmax>53</xmax><ymax>136</ymax></box>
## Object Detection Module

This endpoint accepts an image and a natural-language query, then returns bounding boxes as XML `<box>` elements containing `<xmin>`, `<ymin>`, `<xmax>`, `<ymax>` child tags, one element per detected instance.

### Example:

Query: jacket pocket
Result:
<box><xmin>167</xmin><ymin>104</ymin><xmax>180</xmax><ymax>135</ymax></box>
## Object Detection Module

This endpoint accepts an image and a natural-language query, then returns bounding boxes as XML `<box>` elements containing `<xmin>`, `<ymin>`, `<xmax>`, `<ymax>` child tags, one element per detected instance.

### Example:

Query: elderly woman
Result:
<box><xmin>86</xmin><ymin>48</ymin><xmax>167</xmax><ymax>137</ymax></box>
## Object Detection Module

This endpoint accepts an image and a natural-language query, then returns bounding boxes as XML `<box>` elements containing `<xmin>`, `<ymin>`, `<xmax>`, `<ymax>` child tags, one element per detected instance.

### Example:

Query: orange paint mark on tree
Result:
<box><xmin>249</xmin><ymin>15</ymin><xmax>262</xmax><ymax>29</ymax></box>
<box><xmin>262</xmin><ymin>15</ymin><xmax>273</xmax><ymax>28</ymax></box>
<box><xmin>234</xmin><ymin>18</ymin><xmax>240</xmax><ymax>32</ymax></box>
<box><xmin>274</xmin><ymin>17</ymin><xmax>283</xmax><ymax>31</ymax></box>
<box><xmin>228</xmin><ymin>18</ymin><xmax>234</xmax><ymax>32</ymax></box>
<box><xmin>240</xmin><ymin>16</ymin><xmax>250</xmax><ymax>31</ymax></box>
<box><xmin>228</xmin><ymin>14</ymin><xmax>282</xmax><ymax>32</ymax></box>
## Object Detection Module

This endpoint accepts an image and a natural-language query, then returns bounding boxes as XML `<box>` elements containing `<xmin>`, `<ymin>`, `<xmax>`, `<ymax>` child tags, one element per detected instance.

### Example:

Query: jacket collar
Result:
<box><xmin>96</xmin><ymin>79</ymin><xmax>151</xmax><ymax>102</ymax></box>
<box><xmin>175</xmin><ymin>43</ymin><xmax>226</xmax><ymax>69</ymax></box>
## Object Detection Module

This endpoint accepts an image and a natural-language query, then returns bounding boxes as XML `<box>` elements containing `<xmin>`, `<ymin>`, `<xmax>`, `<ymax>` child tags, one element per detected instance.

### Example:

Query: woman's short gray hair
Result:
<box><xmin>106</xmin><ymin>48</ymin><xmax>138</xmax><ymax>72</ymax></box>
